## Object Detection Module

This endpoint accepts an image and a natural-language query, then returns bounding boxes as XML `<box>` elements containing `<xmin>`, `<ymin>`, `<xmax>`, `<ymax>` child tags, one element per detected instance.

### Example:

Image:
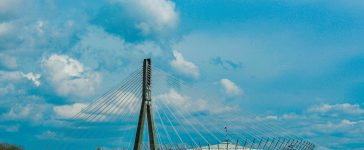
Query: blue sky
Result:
<box><xmin>0</xmin><ymin>0</ymin><xmax>364</xmax><ymax>149</ymax></box>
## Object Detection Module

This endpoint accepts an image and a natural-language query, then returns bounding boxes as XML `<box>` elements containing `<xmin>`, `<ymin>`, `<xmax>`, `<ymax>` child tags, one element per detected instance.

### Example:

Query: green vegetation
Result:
<box><xmin>0</xmin><ymin>143</ymin><xmax>23</xmax><ymax>150</ymax></box>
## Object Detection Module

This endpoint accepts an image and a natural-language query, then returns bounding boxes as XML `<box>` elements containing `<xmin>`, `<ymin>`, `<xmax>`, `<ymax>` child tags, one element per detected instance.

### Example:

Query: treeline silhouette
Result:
<box><xmin>0</xmin><ymin>143</ymin><xmax>23</xmax><ymax>150</ymax></box>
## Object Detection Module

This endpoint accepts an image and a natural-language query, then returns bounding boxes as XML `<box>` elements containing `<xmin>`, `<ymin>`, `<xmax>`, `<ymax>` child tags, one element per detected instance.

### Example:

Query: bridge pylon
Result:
<box><xmin>133</xmin><ymin>58</ymin><xmax>157</xmax><ymax>150</ymax></box>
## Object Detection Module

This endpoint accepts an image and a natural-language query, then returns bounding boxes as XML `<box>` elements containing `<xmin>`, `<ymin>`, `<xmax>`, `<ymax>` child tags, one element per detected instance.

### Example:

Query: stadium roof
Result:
<box><xmin>188</xmin><ymin>142</ymin><xmax>262</xmax><ymax>150</ymax></box>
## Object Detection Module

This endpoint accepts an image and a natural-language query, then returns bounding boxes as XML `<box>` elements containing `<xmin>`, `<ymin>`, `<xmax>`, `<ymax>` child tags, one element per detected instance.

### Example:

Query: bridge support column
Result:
<box><xmin>133</xmin><ymin>59</ymin><xmax>157</xmax><ymax>150</ymax></box>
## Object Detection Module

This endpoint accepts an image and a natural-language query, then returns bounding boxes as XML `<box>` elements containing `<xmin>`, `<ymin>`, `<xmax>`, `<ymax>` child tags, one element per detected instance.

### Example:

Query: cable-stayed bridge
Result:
<box><xmin>42</xmin><ymin>59</ymin><xmax>315</xmax><ymax>150</ymax></box>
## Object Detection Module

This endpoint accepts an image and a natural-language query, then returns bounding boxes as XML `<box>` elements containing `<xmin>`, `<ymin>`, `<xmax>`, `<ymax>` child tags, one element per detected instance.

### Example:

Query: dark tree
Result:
<box><xmin>0</xmin><ymin>143</ymin><xmax>23</xmax><ymax>150</ymax></box>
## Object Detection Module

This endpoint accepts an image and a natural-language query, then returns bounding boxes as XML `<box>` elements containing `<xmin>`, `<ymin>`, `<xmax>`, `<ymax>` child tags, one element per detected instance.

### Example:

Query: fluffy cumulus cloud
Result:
<box><xmin>0</xmin><ymin>71</ymin><xmax>23</xmax><ymax>81</ymax></box>
<box><xmin>71</xmin><ymin>26</ymin><xmax>163</xmax><ymax>71</ymax></box>
<box><xmin>53</xmin><ymin>103</ymin><xmax>88</xmax><ymax>119</ymax></box>
<box><xmin>0</xmin><ymin>22</ymin><xmax>11</xmax><ymax>34</ymax></box>
<box><xmin>156</xmin><ymin>88</ymin><xmax>194</xmax><ymax>111</ymax></box>
<box><xmin>1</xmin><ymin>103</ymin><xmax>47</xmax><ymax>123</ymax></box>
<box><xmin>70</xmin><ymin>26</ymin><xmax>127</xmax><ymax>70</ymax></box>
<box><xmin>0</xmin><ymin>0</ymin><xmax>24</xmax><ymax>19</ymax></box>
<box><xmin>41</xmin><ymin>54</ymin><xmax>101</xmax><ymax>98</ymax></box>
<box><xmin>170</xmin><ymin>50</ymin><xmax>200</xmax><ymax>78</ymax></box>
<box><xmin>324</xmin><ymin>119</ymin><xmax>360</xmax><ymax>129</ymax></box>
<box><xmin>53</xmin><ymin>90</ymin><xmax>140</xmax><ymax>121</ymax></box>
<box><xmin>263</xmin><ymin>103</ymin><xmax>364</xmax><ymax>122</ymax></box>
<box><xmin>308</xmin><ymin>103</ymin><xmax>364</xmax><ymax>116</ymax></box>
<box><xmin>256</xmin><ymin>115</ymin><xmax>278</xmax><ymax>121</ymax></box>
<box><xmin>220</xmin><ymin>78</ymin><xmax>242</xmax><ymax>96</ymax></box>
<box><xmin>0</xmin><ymin>71</ymin><xmax>41</xmax><ymax>87</ymax></box>
<box><xmin>20</xmin><ymin>72</ymin><xmax>41</xmax><ymax>87</ymax></box>
<box><xmin>113</xmin><ymin>0</ymin><xmax>178</xmax><ymax>36</ymax></box>
<box><xmin>155</xmin><ymin>88</ymin><xmax>235</xmax><ymax>114</ymax></box>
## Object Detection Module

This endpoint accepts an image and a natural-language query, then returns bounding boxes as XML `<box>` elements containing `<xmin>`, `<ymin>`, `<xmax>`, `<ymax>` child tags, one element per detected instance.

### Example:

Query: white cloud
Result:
<box><xmin>265</xmin><ymin>115</ymin><xmax>278</xmax><ymax>120</ymax></box>
<box><xmin>314</xmin><ymin>119</ymin><xmax>364</xmax><ymax>133</ymax></box>
<box><xmin>0</xmin><ymin>53</ymin><xmax>17</xmax><ymax>69</ymax></box>
<box><xmin>170</xmin><ymin>50</ymin><xmax>200</xmax><ymax>78</ymax></box>
<box><xmin>70</xmin><ymin>26</ymin><xmax>127</xmax><ymax>70</ymax></box>
<box><xmin>20</xmin><ymin>72</ymin><xmax>41</xmax><ymax>87</ymax></box>
<box><xmin>36</xmin><ymin>130</ymin><xmax>58</xmax><ymax>139</ymax></box>
<box><xmin>0</xmin><ymin>71</ymin><xmax>41</xmax><ymax>87</ymax></box>
<box><xmin>281</xmin><ymin>113</ymin><xmax>300</xmax><ymax>120</ymax></box>
<box><xmin>256</xmin><ymin>115</ymin><xmax>278</xmax><ymax>121</ymax></box>
<box><xmin>36</xmin><ymin>20</ymin><xmax>46</xmax><ymax>34</ymax></box>
<box><xmin>0</xmin><ymin>0</ymin><xmax>22</xmax><ymax>8</ymax></box>
<box><xmin>115</xmin><ymin>0</ymin><xmax>178</xmax><ymax>35</ymax></box>
<box><xmin>91</xmin><ymin>91</ymin><xmax>140</xmax><ymax>116</ymax></box>
<box><xmin>251</xmin><ymin>103</ymin><xmax>364</xmax><ymax>149</ymax></box>
<box><xmin>41</xmin><ymin>54</ymin><xmax>101</xmax><ymax>98</ymax></box>
<box><xmin>53</xmin><ymin>103</ymin><xmax>88</xmax><ymax>119</ymax></box>
<box><xmin>155</xmin><ymin>88</ymin><xmax>235</xmax><ymax>114</ymax></box>
<box><xmin>0</xmin><ymin>22</ymin><xmax>13</xmax><ymax>36</ymax></box>
<box><xmin>0</xmin><ymin>124</ymin><xmax>19</xmax><ymax>132</ymax></box>
<box><xmin>0</xmin><ymin>0</ymin><xmax>23</xmax><ymax>17</ymax></box>
<box><xmin>339</xmin><ymin>119</ymin><xmax>357</xmax><ymax>126</ymax></box>
<box><xmin>156</xmin><ymin>88</ymin><xmax>191</xmax><ymax>110</ymax></box>
<box><xmin>0</xmin><ymin>84</ymin><xmax>15</xmax><ymax>96</ymax></box>
<box><xmin>5</xmin><ymin>125</ymin><xmax>19</xmax><ymax>132</ymax></box>
<box><xmin>53</xmin><ymin>90</ymin><xmax>140</xmax><ymax>121</ymax></box>
<box><xmin>308</xmin><ymin>103</ymin><xmax>364</xmax><ymax>115</ymax></box>
<box><xmin>220</xmin><ymin>78</ymin><xmax>242</xmax><ymax>96</ymax></box>
<box><xmin>0</xmin><ymin>71</ymin><xmax>22</xmax><ymax>81</ymax></box>
<box><xmin>71</xmin><ymin>26</ymin><xmax>163</xmax><ymax>71</ymax></box>
<box><xmin>1</xmin><ymin>104</ymin><xmax>45</xmax><ymax>122</ymax></box>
